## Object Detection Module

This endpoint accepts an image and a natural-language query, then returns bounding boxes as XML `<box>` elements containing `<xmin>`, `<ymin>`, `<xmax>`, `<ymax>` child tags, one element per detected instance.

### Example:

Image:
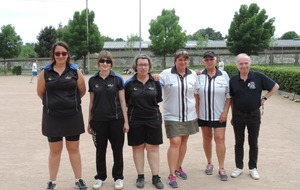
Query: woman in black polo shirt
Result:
<box><xmin>37</xmin><ymin>41</ymin><xmax>88</xmax><ymax>190</ymax></box>
<box><xmin>124</xmin><ymin>54</ymin><xmax>164</xmax><ymax>189</ymax></box>
<box><xmin>87</xmin><ymin>50</ymin><xmax>129</xmax><ymax>190</ymax></box>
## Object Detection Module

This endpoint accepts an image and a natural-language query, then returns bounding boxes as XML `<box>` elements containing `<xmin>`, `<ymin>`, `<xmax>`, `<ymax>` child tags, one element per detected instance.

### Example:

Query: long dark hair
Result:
<box><xmin>50</xmin><ymin>41</ymin><xmax>71</xmax><ymax>65</ymax></box>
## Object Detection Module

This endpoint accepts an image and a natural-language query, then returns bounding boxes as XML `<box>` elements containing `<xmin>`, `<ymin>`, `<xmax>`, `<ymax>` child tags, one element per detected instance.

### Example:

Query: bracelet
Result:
<box><xmin>262</xmin><ymin>96</ymin><xmax>267</xmax><ymax>100</ymax></box>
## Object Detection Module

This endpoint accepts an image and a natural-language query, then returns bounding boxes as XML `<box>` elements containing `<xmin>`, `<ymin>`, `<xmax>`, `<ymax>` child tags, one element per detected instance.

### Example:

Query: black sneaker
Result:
<box><xmin>152</xmin><ymin>176</ymin><xmax>164</xmax><ymax>189</ymax></box>
<box><xmin>75</xmin><ymin>179</ymin><xmax>88</xmax><ymax>190</ymax></box>
<box><xmin>136</xmin><ymin>177</ymin><xmax>145</xmax><ymax>188</ymax></box>
<box><xmin>46</xmin><ymin>181</ymin><xmax>57</xmax><ymax>190</ymax></box>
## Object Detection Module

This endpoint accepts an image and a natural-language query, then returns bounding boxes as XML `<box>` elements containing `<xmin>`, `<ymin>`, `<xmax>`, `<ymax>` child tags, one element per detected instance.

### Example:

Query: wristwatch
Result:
<box><xmin>262</xmin><ymin>96</ymin><xmax>267</xmax><ymax>100</ymax></box>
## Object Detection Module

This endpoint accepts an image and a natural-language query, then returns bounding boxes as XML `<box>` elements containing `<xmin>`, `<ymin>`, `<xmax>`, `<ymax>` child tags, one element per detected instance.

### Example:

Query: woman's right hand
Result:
<box><xmin>87</xmin><ymin>125</ymin><xmax>92</xmax><ymax>135</ymax></box>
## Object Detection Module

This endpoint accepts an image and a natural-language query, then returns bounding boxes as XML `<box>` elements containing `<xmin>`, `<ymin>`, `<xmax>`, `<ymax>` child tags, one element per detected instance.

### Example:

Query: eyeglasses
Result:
<box><xmin>99</xmin><ymin>59</ymin><xmax>112</xmax><ymax>64</ymax></box>
<box><xmin>54</xmin><ymin>52</ymin><xmax>68</xmax><ymax>56</ymax></box>
<box><xmin>204</xmin><ymin>58</ymin><xmax>215</xmax><ymax>62</ymax></box>
<box><xmin>137</xmin><ymin>64</ymin><xmax>149</xmax><ymax>67</ymax></box>
<box><xmin>176</xmin><ymin>50</ymin><xmax>188</xmax><ymax>55</ymax></box>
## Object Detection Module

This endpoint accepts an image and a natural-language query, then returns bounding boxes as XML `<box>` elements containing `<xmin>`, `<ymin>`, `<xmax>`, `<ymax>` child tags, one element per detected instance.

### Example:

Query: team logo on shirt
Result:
<box><xmin>148</xmin><ymin>87</ymin><xmax>154</xmax><ymax>90</ymax></box>
<box><xmin>95</xmin><ymin>84</ymin><xmax>99</xmax><ymax>88</ymax></box>
<box><xmin>248</xmin><ymin>81</ymin><xmax>256</xmax><ymax>89</ymax></box>
<box><xmin>47</xmin><ymin>77</ymin><xmax>52</xmax><ymax>81</ymax></box>
<box><xmin>107</xmin><ymin>84</ymin><xmax>114</xmax><ymax>87</ymax></box>
<box><xmin>133</xmin><ymin>87</ymin><xmax>138</xmax><ymax>91</ymax></box>
<box><xmin>65</xmin><ymin>76</ymin><xmax>72</xmax><ymax>79</ymax></box>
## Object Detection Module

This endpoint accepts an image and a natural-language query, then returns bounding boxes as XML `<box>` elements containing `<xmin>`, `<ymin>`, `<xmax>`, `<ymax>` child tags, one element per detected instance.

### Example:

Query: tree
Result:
<box><xmin>103</xmin><ymin>36</ymin><xmax>114</xmax><ymax>42</ymax></box>
<box><xmin>280</xmin><ymin>31</ymin><xmax>299</xmax><ymax>39</ymax></box>
<box><xmin>18</xmin><ymin>43</ymin><xmax>38</xmax><ymax>58</ymax></box>
<box><xmin>188</xmin><ymin>28</ymin><xmax>224</xmax><ymax>40</ymax></box>
<box><xmin>149</xmin><ymin>9</ymin><xmax>186</xmax><ymax>68</ymax></box>
<box><xmin>125</xmin><ymin>34</ymin><xmax>141</xmax><ymax>57</ymax></box>
<box><xmin>196</xmin><ymin>34</ymin><xmax>209</xmax><ymax>53</ymax></box>
<box><xmin>0</xmin><ymin>24</ymin><xmax>22</xmax><ymax>73</ymax></box>
<box><xmin>62</xmin><ymin>9</ymin><xmax>104</xmax><ymax>73</ymax></box>
<box><xmin>35</xmin><ymin>26</ymin><xmax>57</xmax><ymax>57</ymax></box>
<box><xmin>226</xmin><ymin>3</ymin><xmax>275</xmax><ymax>55</ymax></box>
<box><xmin>115</xmin><ymin>38</ymin><xmax>125</xmax><ymax>42</ymax></box>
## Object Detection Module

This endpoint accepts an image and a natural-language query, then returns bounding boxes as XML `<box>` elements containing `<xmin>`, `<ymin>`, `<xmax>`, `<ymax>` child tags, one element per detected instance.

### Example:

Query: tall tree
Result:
<box><xmin>19</xmin><ymin>43</ymin><xmax>38</xmax><ymax>58</ymax></box>
<box><xmin>280</xmin><ymin>31</ymin><xmax>299</xmax><ymax>39</ymax></box>
<box><xmin>0</xmin><ymin>24</ymin><xmax>22</xmax><ymax>73</ymax></box>
<box><xmin>35</xmin><ymin>26</ymin><xmax>57</xmax><ymax>57</ymax></box>
<box><xmin>62</xmin><ymin>9</ymin><xmax>103</xmax><ymax>73</ymax></box>
<box><xmin>226</xmin><ymin>3</ymin><xmax>275</xmax><ymax>55</ymax></box>
<box><xmin>196</xmin><ymin>34</ymin><xmax>209</xmax><ymax>53</ymax></box>
<box><xmin>149</xmin><ymin>9</ymin><xmax>186</xmax><ymax>68</ymax></box>
<box><xmin>188</xmin><ymin>28</ymin><xmax>224</xmax><ymax>40</ymax></box>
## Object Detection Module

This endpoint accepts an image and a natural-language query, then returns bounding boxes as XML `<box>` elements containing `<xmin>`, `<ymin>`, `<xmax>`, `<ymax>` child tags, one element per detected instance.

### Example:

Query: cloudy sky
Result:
<box><xmin>1</xmin><ymin>0</ymin><xmax>299</xmax><ymax>43</ymax></box>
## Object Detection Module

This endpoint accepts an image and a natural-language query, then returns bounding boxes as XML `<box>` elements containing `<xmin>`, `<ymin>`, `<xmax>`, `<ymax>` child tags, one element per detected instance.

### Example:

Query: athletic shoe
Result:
<box><xmin>46</xmin><ymin>181</ymin><xmax>57</xmax><ymax>190</ymax></box>
<box><xmin>136</xmin><ymin>177</ymin><xmax>144</xmax><ymax>188</ymax></box>
<box><xmin>218</xmin><ymin>169</ymin><xmax>228</xmax><ymax>181</ymax></box>
<box><xmin>152</xmin><ymin>176</ymin><xmax>164</xmax><ymax>189</ymax></box>
<box><xmin>175</xmin><ymin>167</ymin><xmax>187</xmax><ymax>180</ymax></box>
<box><xmin>75</xmin><ymin>179</ymin><xmax>88</xmax><ymax>190</ymax></box>
<box><xmin>205</xmin><ymin>163</ymin><xmax>214</xmax><ymax>175</ymax></box>
<box><xmin>249</xmin><ymin>168</ymin><xmax>260</xmax><ymax>180</ymax></box>
<box><xmin>92</xmin><ymin>179</ymin><xmax>103</xmax><ymax>189</ymax></box>
<box><xmin>168</xmin><ymin>175</ymin><xmax>178</xmax><ymax>188</ymax></box>
<box><xmin>231</xmin><ymin>168</ymin><xmax>243</xmax><ymax>178</ymax></box>
<box><xmin>115</xmin><ymin>179</ymin><xmax>124</xmax><ymax>189</ymax></box>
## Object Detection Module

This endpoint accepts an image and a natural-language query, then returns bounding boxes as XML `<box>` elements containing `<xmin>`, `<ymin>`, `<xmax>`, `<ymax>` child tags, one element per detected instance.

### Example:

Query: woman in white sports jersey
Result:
<box><xmin>159</xmin><ymin>49</ymin><xmax>199</xmax><ymax>188</ymax></box>
<box><xmin>197</xmin><ymin>51</ymin><xmax>231</xmax><ymax>181</ymax></box>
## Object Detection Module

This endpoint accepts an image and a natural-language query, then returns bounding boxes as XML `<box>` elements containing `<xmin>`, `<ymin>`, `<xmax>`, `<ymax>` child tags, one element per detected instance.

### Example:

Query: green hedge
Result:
<box><xmin>12</xmin><ymin>66</ymin><xmax>22</xmax><ymax>75</ymax></box>
<box><xmin>224</xmin><ymin>64</ymin><xmax>300</xmax><ymax>95</ymax></box>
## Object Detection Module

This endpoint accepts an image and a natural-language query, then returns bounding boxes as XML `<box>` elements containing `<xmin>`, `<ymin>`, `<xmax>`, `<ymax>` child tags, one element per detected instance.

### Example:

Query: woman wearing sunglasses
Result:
<box><xmin>87</xmin><ymin>50</ymin><xmax>129</xmax><ymax>190</ymax></box>
<box><xmin>37</xmin><ymin>41</ymin><xmax>88</xmax><ymax>190</ymax></box>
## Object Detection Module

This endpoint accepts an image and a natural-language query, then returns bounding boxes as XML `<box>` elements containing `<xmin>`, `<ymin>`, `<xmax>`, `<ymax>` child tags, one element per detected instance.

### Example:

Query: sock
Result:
<box><xmin>75</xmin><ymin>178</ymin><xmax>81</xmax><ymax>182</ymax></box>
<box><xmin>138</xmin><ymin>174</ymin><xmax>144</xmax><ymax>179</ymax></box>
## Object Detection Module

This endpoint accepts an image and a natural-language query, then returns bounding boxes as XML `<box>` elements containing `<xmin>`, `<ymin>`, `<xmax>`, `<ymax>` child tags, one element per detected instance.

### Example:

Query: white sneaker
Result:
<box><xmin>92</xmin><ymin>179</ymin><xmax>103</xmax><ymax>189</ymax></box>
<box><xmin>114</xmin><ymin>179</ymin><xmax>124</xmax><ymax>189</ymax></box>
<box><xmin>249</xmin><ymin>168</ymin><xmax>260</xmax><ymax>180</ymax></box>
<box><xmin>231</xmin><ymin>168</ymin><xmax>243</xmax><ymax>178</ymax></box>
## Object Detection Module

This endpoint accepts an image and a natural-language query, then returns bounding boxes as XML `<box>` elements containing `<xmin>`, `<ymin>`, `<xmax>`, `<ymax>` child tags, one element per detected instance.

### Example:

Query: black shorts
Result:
<box><xmin>47</xmin><ymin>135</ymin><xmax>80</xmax><ymax>142</ymax></box>
<box><xmin>198</xmin><ymin>119</ymin><xmax>226</xmax><ymax>128</ymax></box>
<box><xmin>127</xmin><ymin>121</ymin><xmax>163</xmax><ymax>146</ymax></box>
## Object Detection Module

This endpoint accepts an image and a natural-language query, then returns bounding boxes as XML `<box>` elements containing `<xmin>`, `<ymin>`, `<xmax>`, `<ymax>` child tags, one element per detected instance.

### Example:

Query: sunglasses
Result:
<box><xmin>54</xmin><ymin>52</ymin><xmax>68</xmax><ymax>56</ymax></box>
<box><xmin>176</xmin><ymin>50</ymin><xmax>188</xmax><ymax>55</ymax></box>
<box><xmin>99</xmin><ymin>59</ymin><xmax>112</xmax><ymax>64</ymax></box>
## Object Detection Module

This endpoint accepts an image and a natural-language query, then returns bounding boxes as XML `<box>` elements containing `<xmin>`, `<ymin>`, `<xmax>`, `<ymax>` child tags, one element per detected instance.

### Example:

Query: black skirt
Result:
<box><xmin>42</xmin><ymin>111</ymin><xmax>85</xmax><ymax>137</ymax></box>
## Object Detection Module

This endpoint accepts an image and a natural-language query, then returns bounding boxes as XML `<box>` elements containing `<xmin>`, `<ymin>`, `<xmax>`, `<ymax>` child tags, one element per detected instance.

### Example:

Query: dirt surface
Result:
<box><xmin>0</xmin><ymin>75</ymin><xmax>299</xmax><ymax>190</ymax></box>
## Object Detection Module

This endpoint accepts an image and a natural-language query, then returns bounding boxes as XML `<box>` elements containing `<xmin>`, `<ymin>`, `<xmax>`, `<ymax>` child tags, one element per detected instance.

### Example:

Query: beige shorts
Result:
<box><xmin>164</xmin><ymin>119</ymin><xmax>199</xmax><ymax>138</ymax></box>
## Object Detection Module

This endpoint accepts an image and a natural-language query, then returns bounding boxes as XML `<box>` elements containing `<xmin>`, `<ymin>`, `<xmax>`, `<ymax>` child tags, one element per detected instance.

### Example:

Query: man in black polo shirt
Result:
<box><xmin>229</xmin><ymin>53</ymin><xmax>279</xmax><ymax>180</ymax></box>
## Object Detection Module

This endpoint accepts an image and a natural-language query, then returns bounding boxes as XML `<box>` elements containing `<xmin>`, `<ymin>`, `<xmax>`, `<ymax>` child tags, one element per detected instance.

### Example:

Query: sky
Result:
<box><xmin>1</xmin><ymin>0</ymin><xmax>299</xmax><ymax>44</ymax></box>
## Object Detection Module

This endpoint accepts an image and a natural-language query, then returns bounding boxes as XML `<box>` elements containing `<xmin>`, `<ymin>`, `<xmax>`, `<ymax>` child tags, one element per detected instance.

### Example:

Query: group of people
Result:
<box><xmin>37</xmin><ymin>41</ymin><xmax>279</xmax><ymax>190</ymax></box>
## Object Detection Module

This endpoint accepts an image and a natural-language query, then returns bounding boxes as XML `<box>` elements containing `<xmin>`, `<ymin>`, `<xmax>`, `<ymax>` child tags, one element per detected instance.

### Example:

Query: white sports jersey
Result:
<box><xmin>197</xmin><ymin>69</ymin><xmax>230</xmax><ymax>121</ymax></box>
<box><xmin>160</xmin><ymin>67</ymin><xmax>200</xmax><ymax>122</ymax></box>
<box><xmin>32</xmin><ymin>62</ymin><xmax>37</xmax><ymax>72</ymax></box>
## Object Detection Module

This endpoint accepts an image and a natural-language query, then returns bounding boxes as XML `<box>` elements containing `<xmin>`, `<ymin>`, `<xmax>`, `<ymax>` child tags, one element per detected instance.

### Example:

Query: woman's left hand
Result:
<box><xmin>123</xmin><ymin>122</ymin><xmax>129</xmax><ymax>133</ymax></box>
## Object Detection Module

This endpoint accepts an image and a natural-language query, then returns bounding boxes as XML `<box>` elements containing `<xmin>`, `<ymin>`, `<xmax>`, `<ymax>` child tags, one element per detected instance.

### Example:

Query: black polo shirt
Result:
<box><xmin>124</xmin><ymin>74</ymin><xmax>163</xmax><ymax>122</ymax></box>
<box><xmin>43</xmin><ymin>63</ymin><xmax>81</xmax><ymax>117</ymax></box>
<box><xmin>88</xmin><ymin>71</ymin><xmax>124</xmax><ymax>121</ymax></box>
<box><xmin>230</xmin><ymin>70</ymin><xmax>276</xmax><ymax>112</ymax></box>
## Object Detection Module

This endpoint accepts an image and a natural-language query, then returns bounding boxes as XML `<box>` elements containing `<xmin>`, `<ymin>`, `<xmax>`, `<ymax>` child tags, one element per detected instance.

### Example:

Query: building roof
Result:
<box><xmin>103</xmin><ymin>39</ymin><xmax>300</xmax><ymax>49</ymax></box>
